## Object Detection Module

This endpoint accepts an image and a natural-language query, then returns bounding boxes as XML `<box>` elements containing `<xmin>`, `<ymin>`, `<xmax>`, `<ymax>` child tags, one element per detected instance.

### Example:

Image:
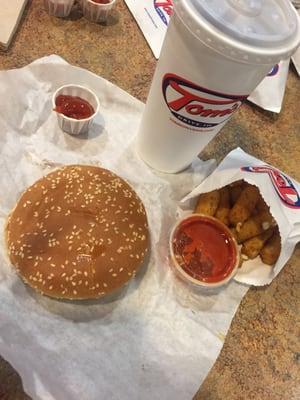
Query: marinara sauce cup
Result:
<box><xmin>169</xmin><ymin>214</ymin><xmax>240</xmax><ymax>289</ymax></box>
<box><xmin>52</xmin><ymin>84</ymin><xmax>99</xmax><ymax>135</ymax></box>
<box><xmin>81</xmin><ymin>0</ymin><xmax>117</xmax><ymax>23</ymax></box>
<box><xmin>44</xmin><ymin>0</ymin><xmax>75</xmax><ymax>17</ymax></box>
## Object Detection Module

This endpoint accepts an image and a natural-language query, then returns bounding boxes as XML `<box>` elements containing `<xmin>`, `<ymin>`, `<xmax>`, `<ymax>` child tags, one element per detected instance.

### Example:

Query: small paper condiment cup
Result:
<box><xmin>44</xmin><ymin>0</ymin><xmax>75</xmax><ymax>17</ymax></box>
<box><xmin>169</xmin><ymin>214</ymin><xmax>240</xmax><ymax>290</ymax></box>
<box><xmin>52</xmin><ymin>84</ymin><xmax>100</xmax><ymax>135</ymax></box>
<box><xmin>81</xmin><ymin>0</ymin><xmax>117</xmax><ymax>23</ymax></box>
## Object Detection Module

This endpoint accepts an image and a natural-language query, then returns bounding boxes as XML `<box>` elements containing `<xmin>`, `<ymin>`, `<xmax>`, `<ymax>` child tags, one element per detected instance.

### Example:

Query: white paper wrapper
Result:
<box><xmin>181</xmin><ymin>148</ymin><xmax>300</xmax><ymax>286</ymax></box>
<box><xmin>124</xmin><ymin>0</ymin><xmax>173</xmax><ymax>58</ymax></box>
<box><xmin>247</xmin><ymin>59</ymin><xmax>290</xmax><ymax>113</ymax></box>
<box><xmin>0</xmin><ymin>55</ymin><xmax>250</xmax><ymax>400</ymax></box>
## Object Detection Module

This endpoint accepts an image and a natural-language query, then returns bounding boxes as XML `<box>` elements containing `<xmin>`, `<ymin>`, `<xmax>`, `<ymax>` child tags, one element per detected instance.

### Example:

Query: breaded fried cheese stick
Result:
<box><xmin>242</xmin><ymin>228</ymin><xmax>274</xmax><ymax>259</ymax></box>
<box><xmin>229</xmin><ymin>185</ymin><xmax>260</xmax><ymax>226</ymax></box>
<box><xmin>229</xmin><ymin>182</ymin><xmax>246</xmax><ymax>205</ymax></box>
<box><xmin>260</xmin><ymin>230</ymin><xmax>281</xmax><ymax>265</ymax></box>
<box><xmin>194</xmin><ymin>190</ymin><xmax>220</xmax><ymax>216</ymax></box>
<box><xmin>237</xmin><ymin>210</ymin><xmax>276</xmax><ymax>243</ymax></box>
<box><xmin>215</xmin><ymin>186</ymin><xmax>230</xmax><ymax>225</ymax></box>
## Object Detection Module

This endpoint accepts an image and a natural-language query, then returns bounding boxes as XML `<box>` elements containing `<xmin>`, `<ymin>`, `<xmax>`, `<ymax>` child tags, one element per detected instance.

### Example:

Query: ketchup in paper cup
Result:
<box><xmin>52</xmin><ymin>84</ymin><xmax>99</xmax><ymax>135</ymax></box>
<box><xmin>169</xmin><ymin>214</ymin><xmax>240</xmax><ymax>289</ymax></box>
<box><xmin>81</xmin><ymin>0</ymin><xmax>116</xmax><ymax>23</ymax></box>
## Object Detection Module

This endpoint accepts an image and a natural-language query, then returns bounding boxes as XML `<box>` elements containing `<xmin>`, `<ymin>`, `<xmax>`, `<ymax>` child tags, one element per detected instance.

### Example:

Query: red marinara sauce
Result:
<box><xmin>92</xmin><ymin>0</ymin><xmax>111</xmax><ymax>3</ymax></box>
<box><xmin>172</xmin><ymin>215</ymin><xmax>237</xmax><ymax>284</ymax></box>
<box><xmin>55</xmin><ymin>95</ymin><xmax>95</xmax><ymax>120</ymax></box>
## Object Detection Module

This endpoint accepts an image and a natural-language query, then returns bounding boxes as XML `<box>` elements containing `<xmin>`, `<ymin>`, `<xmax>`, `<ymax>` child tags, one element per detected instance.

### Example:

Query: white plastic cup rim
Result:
<box><xmin>52</xmin><ymin>84</ymin><xmax>100</xmax><ymax>123</ymax></box>
<box><xmin>169</xmin><ymin>214</ymin><xmax>240</xmax><ymax>289</ymax></box>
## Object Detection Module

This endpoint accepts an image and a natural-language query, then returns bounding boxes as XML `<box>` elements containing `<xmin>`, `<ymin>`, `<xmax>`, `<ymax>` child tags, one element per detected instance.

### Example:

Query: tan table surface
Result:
<box><xmin>0</xmin><ymin>1</ymin><xmax>300</xmax><ymax>399</ymax></box>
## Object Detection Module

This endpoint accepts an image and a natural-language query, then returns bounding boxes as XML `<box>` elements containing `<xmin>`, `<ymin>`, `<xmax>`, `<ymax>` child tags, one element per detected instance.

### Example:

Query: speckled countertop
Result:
<box><xmin>0</xmin><ymin>1</ymin><xmax>299</xmax><ymax>399</ymax></box>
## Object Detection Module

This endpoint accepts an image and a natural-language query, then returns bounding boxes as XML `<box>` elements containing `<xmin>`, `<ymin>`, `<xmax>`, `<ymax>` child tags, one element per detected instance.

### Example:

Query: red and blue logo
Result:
<box><xmin>154</xmin><ymin>0</ymin><xmax>173</xmax><ymax>26</ymax></box>
<box><xmin>267</xmin><ymin>64</ymin><xmax>279</xmax><ymax>77</ymax></box>
<box><xmin>162</xmin><ymin>73</ymin><xmax>248</xmax><ymax>130</ymax></box>
<box><xmin>242</xmin><ymin>165</ymin><xmax>300</xmax><ymax>209</ymax></box>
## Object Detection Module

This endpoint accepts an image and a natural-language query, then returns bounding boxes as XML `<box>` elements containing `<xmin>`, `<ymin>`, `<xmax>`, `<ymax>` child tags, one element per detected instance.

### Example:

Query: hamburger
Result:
<box><xmin>5</xmin><ymin>165</ymin><xmax>149</xmax><ymax>300</ymax></box>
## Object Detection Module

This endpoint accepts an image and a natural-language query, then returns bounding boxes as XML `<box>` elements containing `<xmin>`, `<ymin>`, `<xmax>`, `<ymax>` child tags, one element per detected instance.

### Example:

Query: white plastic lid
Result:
<box><xmin>174</xmin><ymin>0</ymin><xmax>300</xmax><ymax>64</ymax></box>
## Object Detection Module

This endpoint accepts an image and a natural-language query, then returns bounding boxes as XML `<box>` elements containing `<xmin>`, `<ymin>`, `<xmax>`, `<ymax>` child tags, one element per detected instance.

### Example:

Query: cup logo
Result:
<box><xmin>162</xmin><ymin>73</ymin><xmax>248</xmax><ymax>130</ymax></box>
<box><xmin>242</xmin><ymin>166</ymin><xmax>300</xmax><ymax>209</ymax></box>
<box><xmin>267</xmin><ymin>64</ymin><xmax>279</xmax><ymax>77</ymax></box>
<box><xmin>154</xmin><ymin>0</ymin><xmax>173</xmax><ymax>26</ymax></box>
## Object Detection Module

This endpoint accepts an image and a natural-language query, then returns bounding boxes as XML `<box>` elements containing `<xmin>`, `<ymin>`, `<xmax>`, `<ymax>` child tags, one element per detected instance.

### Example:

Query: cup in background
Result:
<box><xmin>44</xmin><ymin>0</ymin><xmax>75</xmax><ymax>17</ymax></box>
<box><xmin>81</xmin><ymin>0</ymin><xmax>116</xmax><ymax>23</ymax></box>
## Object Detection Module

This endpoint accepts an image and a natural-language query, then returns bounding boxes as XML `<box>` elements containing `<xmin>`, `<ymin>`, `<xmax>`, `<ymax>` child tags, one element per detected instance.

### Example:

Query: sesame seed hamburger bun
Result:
<box><xmin>5</xmin><ymin>165</ymin><xmax>149</xmax><ymax>300</ymax></box>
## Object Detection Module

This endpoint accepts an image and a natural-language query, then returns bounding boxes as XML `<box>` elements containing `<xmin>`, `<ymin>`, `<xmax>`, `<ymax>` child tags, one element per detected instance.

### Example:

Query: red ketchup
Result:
<box><xmin>92</xmin><ymin>0</ymin><xmax>111</xmax><ymax>3</ymax></box>
<box><xmin>55</xmin><ymin>95</ymin><xmax>95</xmax><ymax>120</ymax></box>
<box><xmin>172</xmin><ymin>215</ymin><xmax>237</xmax><ymax>284</ymax></box>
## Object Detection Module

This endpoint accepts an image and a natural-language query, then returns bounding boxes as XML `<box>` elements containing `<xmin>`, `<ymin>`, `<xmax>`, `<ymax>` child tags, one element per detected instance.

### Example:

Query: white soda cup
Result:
<box><xmin>137</xmin><ymin>0</ymin><xmax>300</xmax><ymax>173</ymax></box>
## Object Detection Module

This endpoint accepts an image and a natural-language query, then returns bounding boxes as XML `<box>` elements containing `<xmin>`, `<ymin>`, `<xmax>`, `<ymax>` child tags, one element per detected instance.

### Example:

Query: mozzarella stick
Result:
<box><xmin>260</xmin><ymin>230</ymin><xmax>281</xmax><ymax>265</ymax></box>
<box><xmin>229</xmin><ymin>183</ymin><xmax>245</xmax><ymax>206</ymax></box>
<box><xmin>241</xmin><ymin>228</ymin><xmax>274</xmax><ymax>259</ymax></box>
<box><xmin>230</xmin><ymin>227</ymin><xmax>239</xmax><ymax>242</ymax></box>
<box><xmin>194</xmin><ymin>190</ymin><xmax>220</xmax><ymax>216</ymax></box>
<box><xmin>215</xmin><ymin>186</ymin><xmax>231</xmax><ymax>225</ymax></box>
<box><xmin>237</xmin><ymin>210</ymin><xmax>276</xmax><ymax>243</ymax></box>
<box><xmin>256</xmin><ymin>196</ymin><xmax>269</xmax><ymax>212</ymax></box>
<box><xmin>229</xmin><ymin>185</ymin><xmax>260</xmax><ymax>226</ymax></box>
